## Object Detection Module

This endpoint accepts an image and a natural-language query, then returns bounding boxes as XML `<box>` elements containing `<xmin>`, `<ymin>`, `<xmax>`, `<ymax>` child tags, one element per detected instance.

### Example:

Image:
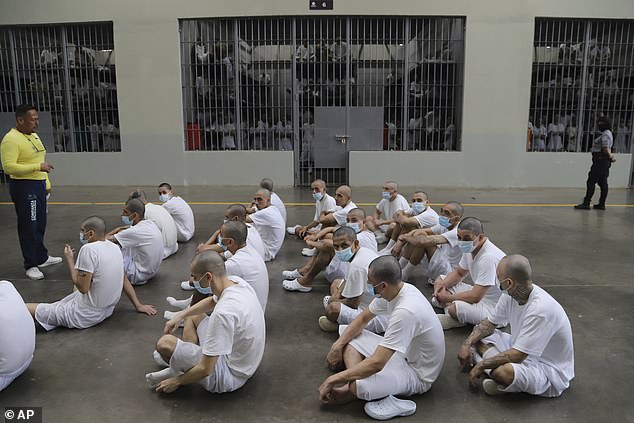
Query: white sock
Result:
<box><xmin>398</xmin><ymin>257</ymin><xmax>409</xmax><ymax>268</ymax></box>
<box><xmin>402</xmin><ymin>262</ymin><xmax>415</xmax><ymax>281</ymax></box>
<box><xmin>386</xmin><ymin>239</ymin><xmax>396</xmax><ymax>249</ymax></box>
<box><xmin>166</xmin><ymin>295</ymin><xmax>192</xmax><ymax>310</ymax></box>
<box><xmin>146</xmin><ymin>367</ymin><xmax>180</xmax><ymax>388</ymax></box>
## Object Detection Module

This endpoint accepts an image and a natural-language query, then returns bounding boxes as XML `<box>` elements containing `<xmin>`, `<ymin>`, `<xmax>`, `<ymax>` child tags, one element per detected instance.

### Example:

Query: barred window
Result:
<box><xmin>528</xmin><ymin>19</ymin><xmax>634</xmax><ymax>153</ymax></box>
<box><xmin>181</xmin><ymin>17</ymin><xmax>465</xmax><ymax>185</ymax></box>
<box><xmin>0</xmin><ymin>22</ymin><xmax>119</xmax><ymax>153</ymax></box>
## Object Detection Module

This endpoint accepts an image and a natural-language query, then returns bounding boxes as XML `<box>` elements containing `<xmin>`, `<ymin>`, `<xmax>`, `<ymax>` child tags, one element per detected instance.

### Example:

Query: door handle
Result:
<box><xmin>335</xmin><ymin>134</ymin><xmax>350</xmax><ymax>145</ymax></box>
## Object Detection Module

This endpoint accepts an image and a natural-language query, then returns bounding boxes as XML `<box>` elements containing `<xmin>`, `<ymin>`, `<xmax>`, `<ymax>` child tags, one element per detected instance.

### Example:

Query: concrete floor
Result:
<box><xmin>1</xmin><ymin>185</ymin><xmax>633</xmax><ymax>423</ymax></box>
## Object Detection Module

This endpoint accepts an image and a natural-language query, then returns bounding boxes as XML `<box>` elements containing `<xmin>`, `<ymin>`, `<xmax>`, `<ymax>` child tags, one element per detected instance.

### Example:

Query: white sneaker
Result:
<box><xmin>301</xmin><ymin>247</ymin><xmax>316</xmax><ymax>257</ymax></box>
<box><xmin>39</xmin><ymin>256</ymin><xmax>62</xmax><ymax>268</ymax></box>
<box><xmin>287</xmin><ymin>225</ymin><xmax>300</xmax><ymax>235</ymax></box>
<box><xmin>482</xmin><ymin>378</ymin><xmax>507</xmax><ymax>396</ymax></box>
<box><xmin>318</xmin><ymin>316</ymin><xmax>339</xmax><ymax>332</ymax></box>
<box><xmin>26</xmin><ymin>267</ymin><xmax>44</xmax><ymax>280</ymax></box>
<box><xmin>166</xmin><ymin>295</ymin><xmax>192</xmax><ymax>310</ymax></box>
<box><xmin>282</xmin><ymin>269</ymin><xmax>303</xmax><ymax>279</ymax></box>
<box><xmin>180</xmin><ymin>281</ymin><xmax>195</xmax><ymax>291</ymax></box>
<box><xmin>323</xmin><ymin>295</ymin><xmax>331</xmax><ymax>309</ymax></box>
<box><xmin>437</xmin><ymin>313</ymin><xmax>466</xmax><ymax>330</ymax></box>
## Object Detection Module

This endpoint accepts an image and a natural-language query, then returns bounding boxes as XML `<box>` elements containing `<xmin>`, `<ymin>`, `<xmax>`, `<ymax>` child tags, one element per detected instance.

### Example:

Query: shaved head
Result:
<box><xmin>337</xmin><ymin>185</ymin><xmax>352</xmax><ymax>197</ymax></box>
<box><xmin>191</xmin><ymin>250</ymin><xmax>226</xmax><ymax>277</ymax></box>
<box><xmin>260</xmin><ymin>178</ymin><xmax>274</xmax><ymax>191</ymax></box>
<box><xmin>221</xmin><ymin>221</ymin><xmax>248</xmax><ymax>245</ymax></box>
<box><xmin>499</xmin><ymin>254</ymin><xmax>532</xmax><ymax>286</ymax></box>
<box><xmin>226</xmin><ymin>204</ymin><xmax>247</xmax><ymax>221</ymax></box>
<box><xmin>413</xmin><ymin>191</ymin><xmax>429</xmax><ymax>201</ymax></box>
<box><xmin>446</xmin><ymin>201</ymin><xmax>464</xmax><ymax>218</ymax></box>
<box><xmin>333</xmin><ymin>226</ymin><xmax>357</xmax><ymax>243</ymax></box>
<box><xmin>129</xmin><ymin>189</ymin><xmax>148</xmax><ymax>204</ymax></box>
<box><xmin>256</xmin><ymin>188</ymin><xmax>271</xmax><ymax>200</ymax></box>
<box><xmin>369</xmin><ymin>256</ymin><xmax>402</xmax><ymax>286</ymax></box>
<box><xmin>347</xmin><ymin>207</ymin><xmax>366</xmax><ymax>220</ymax></box>
<box><xmin>311</xmin><ymin>179</ymin><xmax>326</xmax><ymax>190</ymax></box>
<box><xmin>81</xmin><ymin>216</ymin><xmax>106</xmax><ymax>236</ymax></box>
<box><xmin>125</xmin><ymin>198</ymin><xmax>145</xmax><ymax>218</ymax></box>
<box><xmin>384</xmin><ymin>181</ymin><xmax>398</xmax><ymax>191</ymax></box>
<box><xmin>458</xmin><ymin>217</ymin><xmax>483</xmax><ymax>236</ymax></box>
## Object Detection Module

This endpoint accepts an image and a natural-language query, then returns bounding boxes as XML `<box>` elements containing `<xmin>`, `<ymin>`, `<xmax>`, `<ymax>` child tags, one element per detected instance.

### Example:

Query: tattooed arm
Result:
<box><xmin>468</xmin><ymin>348</ymin><xmax>528</xmax><ymax>388</ymax></box>
<box><xmin>457</xmin><ymin>319</ymin><xmax>496</xmax><ymax>369</ymax></box>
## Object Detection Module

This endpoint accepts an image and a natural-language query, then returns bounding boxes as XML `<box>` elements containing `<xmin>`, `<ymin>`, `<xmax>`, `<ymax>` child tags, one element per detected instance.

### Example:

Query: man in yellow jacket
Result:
<box><xmin>1</xmin><ymin>104</ymin><xmax>61</xmax><ymax>280</ymax></box>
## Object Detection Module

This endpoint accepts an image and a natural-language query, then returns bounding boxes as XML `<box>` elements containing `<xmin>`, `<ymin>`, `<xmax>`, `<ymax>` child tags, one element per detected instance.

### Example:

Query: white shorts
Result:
<box><xmin>449</xmin><ymin>282</ymin><xmax>496</xmax><ymax>325</ymax></box>
<box><xmin>0</xmin><ymin>355</ymin><xmax>32</xmax><ymax>392</ymax></box>
<box><xmin>426</xmin><ymin>249</ymin><xmax>452</xmax><ymax>283</ymax></box>
<box><xmin>341</xmin><ymin>326</ymin><xmax>429</xmax><ymax>401</ymax></box>
<box><xmin>324</xmin><ymin>258</ymin><xmax>347</xmax><ymax>283</ymax></box>
<box><xmin>170</xmin><ymin>338</ymin><xmax>249</xmax><ymax>394</ymax></box>
<box><xmin>123</xmin><ymin>248</ymin><xmax>152</xmax><ymax>285</ymax></box>
<box><xmin>338</xmin><ymin>303</ymin><xmax>389</xmax><ymax>334</ymax></box>
<box><xmin>481</xmin><ymin>331</ymin><xmax>566</xmax><ymax>397</ymax></box>
<box><xmin>35</xmin><ymin>291</ymin><xmax>115</xmax><ymax>331</ymax></box>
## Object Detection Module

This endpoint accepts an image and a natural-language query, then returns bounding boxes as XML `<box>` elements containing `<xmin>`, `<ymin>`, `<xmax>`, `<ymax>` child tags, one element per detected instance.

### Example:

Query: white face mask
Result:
<box><xmin>159</xmin><ymin>193</ymin><xmax>171</xmax><ymax>203</ymax></box>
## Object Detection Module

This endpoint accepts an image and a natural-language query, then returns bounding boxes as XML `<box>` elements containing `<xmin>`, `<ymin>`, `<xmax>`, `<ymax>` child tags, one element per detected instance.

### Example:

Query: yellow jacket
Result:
<box><xmin>1</xmin><ymin>128</ymin><xmax>51</xmax><ymax>190</ymax></box>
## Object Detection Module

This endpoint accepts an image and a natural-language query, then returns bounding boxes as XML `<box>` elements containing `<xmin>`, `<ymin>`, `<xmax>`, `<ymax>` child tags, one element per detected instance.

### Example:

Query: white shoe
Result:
<box><xmin>39</xmin><ymin>256</ymin><xmax>62</xmax><ymax>268</ymax></box>
<box><xmin>301</xmin><ymin>247</ymin><xmax>316</xmax><ymax>257</ymax></box>
<box><xmin>180</xmin><ymin>281</ymin><xmax>195</xmax><ymax>291</ymax></box>
<box><xmin>166</xmin><ymin>295</ymin><xmax>192</xmax><ymax>310</ymax></box>
<box><xmin>26</xmin><ymin>267</ymin><xmax>44</xmax><ymax>280</ymax></box>
<box><xmin>287</xmin><ymin>225</ymin><xmax>300</xmax><ymax>235</ymax></box>
<box><xmin>153</xmin><ymin>350</ymin><xmax>169</xmax><ymax>368</ymax></box>
<box><xmin>282</xmin><ymin>269</ymin><xmax>303</xmax><ymax>279</ymax></box>
<box><xmin>364</xmin><ymin>395</ymin><xmax>416</xmax><ymax>420</ymax></box>
<box><xmin>282</xmin><ymin>278</ymin><xmax>312</xmax><ymax>292</ymax></box>
<box><xmin>323</xmin><ymin>295</ymin><xmax>331</xmax><ymax>309</ymax></box>
<box><xmin>437</xmin><ymin>313</ymin><xmax>466</xmax><ymax>330</ymax></box>
<box><xmin>318</xmin><ymin>316</ymin><xmax>339</xmax><ymax>332</ymax></box>
<box><xmin>482</xmin><ymin>378</ymin><xmax>507</xmax><ymax>396</ymax></box>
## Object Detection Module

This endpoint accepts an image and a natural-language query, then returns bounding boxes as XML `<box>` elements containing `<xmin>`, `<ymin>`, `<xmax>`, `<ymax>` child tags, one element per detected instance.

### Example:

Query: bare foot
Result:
<box><xmin>329</xmin><ymin>385</ymin><xmax>356</xmax><ymax>405</ymax></box>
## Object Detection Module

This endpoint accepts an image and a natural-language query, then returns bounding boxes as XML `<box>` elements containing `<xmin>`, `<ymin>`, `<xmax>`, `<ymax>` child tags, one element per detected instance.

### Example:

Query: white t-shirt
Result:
<box><xmin>202</xmin><ymin>276</ymin><xmax>266</xmax><ymax>379</ymax></box>
<box><xmin>357</xmin><ymin>230</ymin><xmax>378</xmax><ymax>252</ymax></box>
<box><xmin>332</xmin><ymin>201</ymin><xmax>357</xmax><ymax>226</ymax></box>
<box><xmin>144</xmin><ymin>202</ymin><xmax>178</xmax><ymax>258</ymax></box>
<box><xmin>0</xmin><ymin>281</ymin><xmax>36</xmax><ymax>375</ymax></box>
<box><xmin>75</xmin><ymin>241</ymin><xmax>124</xmax><ymax>309</ymax></box>
<box><xmin>250</xmin><ymin>206</ymin><xmax>285</xmax><ymax>261</ymax></box>
<box><xmin>488</xmin><ymin>285</ymin><xmax>575</xmax><ymax>395</ymax></box>
<box><xmin>411</xmin><ymin>206</ymin><xmax>439</xmax><ymax>228</ymax></box>
<box><xmin>225</xmin><ymin>245</ymin><xmax>269</xmax><ymax>311</ymax></box>
<box><xmin>314</xmin><ymin>193</ymin><xmax>337</xmax><ymax>222</ymax></box>
<box><xmin>246</xmin><ymin>223</ymin><xmax>265</xmax><ymax>259</ymax></box>
<box><xmin>431</xmin><ymin>225</ymin><xmax>462</xmax><ymax>268</ymax></box>
<box><xmin>162</xmin><ymin>196</ymin><xmax>195</xmax><ymax>242</ymax></box>
<box><xmin>376</xmin><ymin>194</ymin><xmax>409</xmax><ymax>221</ymax></box>
<box><xmin>458</xmin><ymin>239</ymin><xmax>506</xmax><ymax>305</ymax></box>
<box><xmin>270</xmin><ymin>192</ymin><xmax>287</xmax><ymax>223</ymax></box>
<box><xmin>369</xmin><ymin>283</ymin><xmax>445</xmax><ymax>385</ymax></box>
<box><xmin>341</xmin><ymin>247</ymin><xmax>379</xmax><ymax>299</ymax></box>
<box><xmin>114</xmin><ymin>219</ymin><xmax>163</xmax><ymax>281</ymax></box>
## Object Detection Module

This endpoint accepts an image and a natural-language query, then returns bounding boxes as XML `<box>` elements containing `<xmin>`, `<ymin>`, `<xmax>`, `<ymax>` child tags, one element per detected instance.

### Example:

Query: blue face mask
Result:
<box><xmin>412</xmin><ymin>202</ymin><xmax>426</xmax><ymax>214</ymax></box>
<box><xmin>121</xmin><ymin>215</ymin><xmax>132</xmax><ymax>225</ymax></box>
<box><xmin>439</xmin><ymin>216</ymin><xmax>451</xmax><ymax>228</ymax></box>
<box><xmin>367</xmin><ymin>284</ymin><xmax>375</xmax><ymax>295</ymax></box>
<box><xmin>193</xmin><ymin>274</ymin><xmax>212</xmax><ymax>295</ymax></box>
<box><xmin>458</xmin><ymin>240</ymin><xmax>476</xmax><ymax>254</ymax></box>
<box><xmin>335</xmin><ymin>246</ymin><xmax>354</xmax><ymax>262</ymax></box>
<box><xmin>217</xmin><ymin>235</ymin><xmax>228</xmax><ymax>252</ymax></box>
<box><xmin>79</xmin><ymin>231</ymin><xmax>89</xmax><ymax>245</ymax></box>
<box><xmin>346</xmin><ymin>222</ymin><xmax>361</xmax><ymax>234</ymax></box>
<box><xmin>381</xmin><ymin>191</ymin><xmax>391</xmax><ymax>200</ymax></box>
<box><xmin>312</xmin><ymin>192</ymin><xmax>324</xmax><ymax>201</ymax></box>
<box><xmin>159</xmin><ymin>193</ymin><xmax>171</xmax><ymax>203</ymax></box>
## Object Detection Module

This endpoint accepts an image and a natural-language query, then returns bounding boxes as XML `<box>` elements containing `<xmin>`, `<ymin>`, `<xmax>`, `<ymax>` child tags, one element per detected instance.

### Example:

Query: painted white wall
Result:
<box><xmin>2</xmin><ymin>0</ymin><xmax>633</xmax><ymax>187</ymax></box>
